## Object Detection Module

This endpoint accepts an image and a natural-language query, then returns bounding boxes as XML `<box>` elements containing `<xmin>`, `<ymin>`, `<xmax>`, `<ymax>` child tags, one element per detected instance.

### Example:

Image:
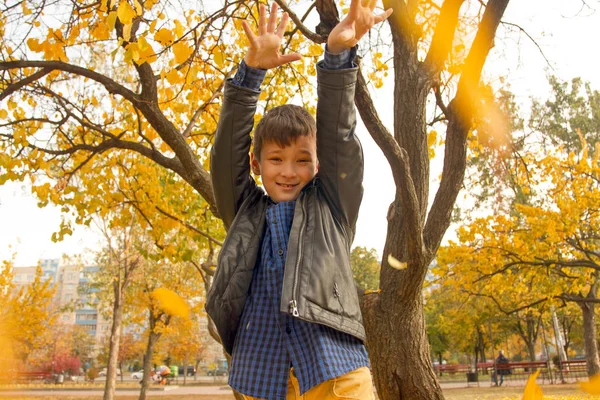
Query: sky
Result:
<box><xmin>1</xmin><ymin>0</ymin><xmax>599</xmax><ymax>267</ymax></box>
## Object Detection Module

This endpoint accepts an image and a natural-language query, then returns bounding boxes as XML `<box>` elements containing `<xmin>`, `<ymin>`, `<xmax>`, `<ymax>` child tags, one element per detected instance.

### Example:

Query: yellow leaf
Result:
<box><xmin>133</xmin><ymin>0</ymin><xmax>143</xmax><ymax>15</ymax></box>
<box><xmin>151</xmin><ymin>288</ymin><xmax>190</xmax><ymax>318</ymax></box>
<box><xmin>387</xmin><ymin>254</ymin><xmax>407</xmax><ymax>270</ymax></box>
<box><xmin>0</xmin><ymin>109</ymin><xmax>7</xmax><ymax>119</ymax></box>
<box><xmin>117</xmin><ymin>1</ymin><xmax>135</xmax><ymax>25</ymax></box>
<box><xmin>172</xmin><ymin>41</ymin><xmax>193</xmax><ymax>64</ymax></box>
<box><xmin>165</xmin><ymin>69</ymin><xmax>180</xmax><ymax>85</ymax></box>
<box><xmin>154</xmin><ymin>28</ymin><xmax>175</xmax><ymax>46</ymax></box>
<box><xmin>212</xmin><ymin>46</ymin><xmax>224</xmax><ymax>68</ymax></box>
<box><xmin>27</xmin><ymin>38</ymin><xmax>41</xmax><ymax>52</ymax></box>
<box><xmin>308</xmin><ymin>43</ymin><xmax>323</xmax><ymax>56</ymax></box>
<box><xmin>22</xmin><ymin>2</ymin><xmax>32</xmax><ymax>15</ymax></box>
<box><xmin>107</xmin><ymin>11</ymin><xmax>118</xmax><ymax>30</ymax></box>
<box><xmin>522</xmin><ymin>370</ymin><xmax>542</xmax><ymax>400</ymax></box>
<box><xmin>580</xmin><ymin>373</ymin><xmax>600</xmax><ymax>395</ymax></box>
<box><xmin>122</xmin><ymin>23</ymin><xmax>132</xmax><ymax>41</ymax></box>
<box><xmin>173</xmin><ymin>19</ymin><xmax>184</xmax><ymax>38</ymax></box>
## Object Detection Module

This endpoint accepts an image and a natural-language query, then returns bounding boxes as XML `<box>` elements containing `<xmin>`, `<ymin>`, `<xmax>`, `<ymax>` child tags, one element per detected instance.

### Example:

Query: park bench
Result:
<box><xmin>559</xmin><ymin>360</ymin><xmax>588</xmax><ymax>381</ymax></box>
<box><xmin>15</xmin><ymin>371</ymin><xmax>52</xmax><ymax>383</ymax></box>
<box><xmin>495</xmin><ymin>361</ymin><xmax>551</xmax><ymax>385</ymax></box>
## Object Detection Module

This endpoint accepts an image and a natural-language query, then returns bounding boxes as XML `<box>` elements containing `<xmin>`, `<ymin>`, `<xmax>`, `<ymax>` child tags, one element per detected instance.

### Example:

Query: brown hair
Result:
<box><xmin>253</xmin><ymin>104</ymin><xmax>316</xmax><ymax>160</ymax></box>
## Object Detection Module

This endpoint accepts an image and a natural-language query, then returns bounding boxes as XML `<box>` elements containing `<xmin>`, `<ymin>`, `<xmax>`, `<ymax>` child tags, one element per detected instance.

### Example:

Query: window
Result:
<box><xmin>76</xmin><ymin>314</ymin><xmax>97</xmax><ymax>321</ymax></box>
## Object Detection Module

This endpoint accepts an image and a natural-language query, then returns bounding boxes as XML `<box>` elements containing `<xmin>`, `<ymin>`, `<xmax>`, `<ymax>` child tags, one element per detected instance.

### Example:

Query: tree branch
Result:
<box><xmin>0</xmin><ymin>67</ymin><xmax>51</xmax><ymax>102</ymax></box>
<box><xmin>423</xmin><ymin>0</ymin><xmax>466</xmax><ymax>79</ymax></box>
<box><xmin>424</xmin><ymin>0</ymin><xmax>510</xmax><ymax>253</ymax></box>
<box><xmin>0</xmin><ymin>61</ymin><xmax>139</xmax><ymax>105</ymax></box>
<box><xmin>155</xmin><ymin>206</ymin><xmax>223</xmax><ymax>247</ymax></box>
<box><xmin>355</xmin><ymin>66</ymin><xmax>424</xmax><ymax>261</ymax></box>
<box><xmin>0</xmin><ymin>60</ymin><xmax>218</xmax><ymax>215</ymax></box>
<box><xmin>182</xmin><ymin>75</ymin><xmax>227</xmax><ymax>139</ymax></box>
<box><xmin>273</xmin><ymin>0</ymin><xmax>327</xmax><ymax>43</ymax></box>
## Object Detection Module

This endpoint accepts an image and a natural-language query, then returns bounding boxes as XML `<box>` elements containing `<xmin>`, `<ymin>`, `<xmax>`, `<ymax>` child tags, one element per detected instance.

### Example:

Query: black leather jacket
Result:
<box><xmin>206</xmin><ymin>62</ymin><xmax>364</xmax><ymax>355</ymax></box>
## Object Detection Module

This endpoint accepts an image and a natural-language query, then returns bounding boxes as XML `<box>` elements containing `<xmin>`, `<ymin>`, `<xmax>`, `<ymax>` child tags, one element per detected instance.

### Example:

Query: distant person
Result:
<box><xmin>492</xmin><ymin>350</ymin><xmax>511</xmax><ymax>386</ymax></box>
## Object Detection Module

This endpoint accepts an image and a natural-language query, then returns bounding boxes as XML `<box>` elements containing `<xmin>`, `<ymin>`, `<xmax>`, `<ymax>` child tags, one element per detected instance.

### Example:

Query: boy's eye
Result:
<box><xmin>298</xmin><ymin>159</ymin><xmax>310</xmax><ymax>163</ymax></box>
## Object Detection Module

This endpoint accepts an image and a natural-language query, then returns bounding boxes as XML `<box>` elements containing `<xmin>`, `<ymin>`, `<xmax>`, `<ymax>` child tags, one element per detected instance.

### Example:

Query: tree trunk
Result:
<box><xmin>363</xmin><ymin>288</ymin><xmax>443</xmax><ymax>400</ymax></box>
<box><xmin>138</xmin><ymin>330</ymin><xmax>160</xmax><ymax>400</ymax></box>
<box><xmin>580</xmin><ymin>301</ymin><xmax>600</xmax><ymax>376</ymax></box>
<box><xmin>103</xmin><ymin>294</ymin><xmax>124</xmax><ymax>400</ymax></box>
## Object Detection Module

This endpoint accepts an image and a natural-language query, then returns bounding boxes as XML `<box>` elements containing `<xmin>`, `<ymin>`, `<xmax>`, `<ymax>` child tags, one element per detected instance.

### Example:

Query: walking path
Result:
<box><xmin>0</xmin><ymin>385</ymin><xmax>234</xmax><ymax>397</ymax></box>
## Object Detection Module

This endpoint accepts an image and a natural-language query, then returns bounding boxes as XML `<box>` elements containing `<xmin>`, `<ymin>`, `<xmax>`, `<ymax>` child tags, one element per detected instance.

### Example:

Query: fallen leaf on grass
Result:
<box><xmin>522</xmin><ymin>369</ymin><xmax>543</xmax><ymax>400</ymax></box>
<box><xmin>580</xmin><ymin>373</ymin><xmax>600</xmax><ymax>395</ymax></box>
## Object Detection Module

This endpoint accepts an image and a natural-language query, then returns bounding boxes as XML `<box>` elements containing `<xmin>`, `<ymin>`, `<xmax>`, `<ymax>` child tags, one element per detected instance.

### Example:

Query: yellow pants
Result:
<box><xmin>241</xmin><ymin>366</ymin><xmax>374</xmax><ymax>400</ymax></box>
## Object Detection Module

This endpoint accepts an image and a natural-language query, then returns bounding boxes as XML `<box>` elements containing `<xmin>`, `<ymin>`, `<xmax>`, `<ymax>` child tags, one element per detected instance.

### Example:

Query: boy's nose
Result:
<box><xmin>280</xmin><ymin>162</ymin><xmax>297</xmax><ymax>177</ymax></box>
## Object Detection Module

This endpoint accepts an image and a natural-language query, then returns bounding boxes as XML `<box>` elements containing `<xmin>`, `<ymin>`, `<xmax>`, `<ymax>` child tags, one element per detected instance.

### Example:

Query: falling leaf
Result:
<box><xmin>387</xmin><ymin>254</ymin><xmax>407</xmax><ymax>270</ymax></box>
<box><xmin>580</xmin><ymin>373</ymin><xmax>600</xmax><ymax>395</ymax></box>
<box><xmin>151</xmin><ymin>288</ymin><xmax>190</xmax><ymax>318</ymax></box>
<box><xmin>522</xmin><ymin>369</ymin><xmax>542</xmax><ymax>400</ymax></box>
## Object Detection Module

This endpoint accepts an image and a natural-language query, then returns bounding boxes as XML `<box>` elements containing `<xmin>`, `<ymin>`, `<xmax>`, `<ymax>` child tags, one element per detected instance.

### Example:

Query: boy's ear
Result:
<box><xmin>250</xmin><ymin>153</ymin><xmax>261</xmax><ymax>176</ymax></box>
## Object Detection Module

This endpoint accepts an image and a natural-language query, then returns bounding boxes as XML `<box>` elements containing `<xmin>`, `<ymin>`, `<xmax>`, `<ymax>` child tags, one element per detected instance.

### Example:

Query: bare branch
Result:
<box><xmin>500</xmin><ymin>20</ymin><xmax>553</xmax><ymax>69</ymax></box>
<box><xmin>155</xmin><ymin>206</ymin><xmax>223</xmax><ymax>247</ymax></box>
<box><xmin>273</xmin><ymin>0</ymin><xmax>327</xmax><ymax>43</ymax></box>
<box><xmin>462</xmin><ymin>288</ymin><xmax>549</xmax><ymax>314</ymax></box>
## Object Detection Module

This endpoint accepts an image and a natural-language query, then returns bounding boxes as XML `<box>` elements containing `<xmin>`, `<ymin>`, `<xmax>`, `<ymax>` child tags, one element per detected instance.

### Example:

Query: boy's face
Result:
<box><xmin>251</xmin><ymin>135</ymin><xmax>318</xmax><ymax>203</ymax></box>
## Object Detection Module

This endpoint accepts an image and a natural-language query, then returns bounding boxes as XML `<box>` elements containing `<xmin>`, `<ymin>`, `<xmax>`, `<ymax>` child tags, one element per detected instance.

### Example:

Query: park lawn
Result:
<box><xmin>0</xmin><ymin>384</ymin><xmax>596</xmax><ymax>400</ymax></box>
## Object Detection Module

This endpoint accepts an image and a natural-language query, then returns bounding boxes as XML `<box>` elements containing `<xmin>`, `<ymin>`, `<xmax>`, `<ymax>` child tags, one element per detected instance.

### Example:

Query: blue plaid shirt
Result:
<box><xmin>228</xmin><ymin>201</ymin><xmax>369</xmax><ymax>400</ymax></box>
<box><xmin>227</xmin><ymin>47</ymin><xmax>369</xmax><ymax>400</ymax></box>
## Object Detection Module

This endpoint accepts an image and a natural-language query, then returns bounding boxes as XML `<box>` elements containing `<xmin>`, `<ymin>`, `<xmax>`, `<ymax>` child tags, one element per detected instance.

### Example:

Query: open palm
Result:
<box><xmin>328</xmin><ymin>0</ymin><xmax>393</xmax><ymax>54</ymax></box>
<box><xmin>242</xmin><ymin>3</ymin><xmax>301</xmax><ymax>70</ymax></box>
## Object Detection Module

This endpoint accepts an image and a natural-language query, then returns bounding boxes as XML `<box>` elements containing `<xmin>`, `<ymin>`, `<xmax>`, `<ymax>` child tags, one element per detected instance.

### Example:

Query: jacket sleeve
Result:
<box><xmin>210</xmin><ymin>79</ymin><xmax>261</xmax><ymax>230</ymax></box>
<box><xmin>315</xmin><ymin>62</ymin><xmax>363</xmax><ymax>232</ymax></box>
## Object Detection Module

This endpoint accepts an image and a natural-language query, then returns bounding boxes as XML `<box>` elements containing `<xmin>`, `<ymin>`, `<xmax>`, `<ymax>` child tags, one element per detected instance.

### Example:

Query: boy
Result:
<box><xmin>206</xmin><ymin>1</ymin><xmax>392</xmax><ymax>399</ymax></box>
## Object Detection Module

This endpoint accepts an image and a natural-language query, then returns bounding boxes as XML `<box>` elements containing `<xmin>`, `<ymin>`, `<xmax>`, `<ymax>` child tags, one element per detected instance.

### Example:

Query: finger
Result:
<box><xmin>258</xmin><ymin>3</ymin><xmax>266</xmax><ymax>35</ymax></box>
<box><xmin>373</xmin><ymin>8</ymin><xmax>393</xmax><ymax>24</ymax></box>
<box><xmin>241</xmin><ymin>20</ymin><xmax>258</xmax><ymax>47</ymax></box>
<box><xmin>276</xmin><ymin>12</ymin><xmax>289</xmax><ymax>37</ymax></box>
<box><xmin>368</xmin><ymin>0</ymin><xmax>377</xmax><ymax>10</ymax></box>
<box><xmin>278</xmin><ymin>53</ymin><xmax>302</xmax><ymax>66</ymax></box>
<box><xmin>348</xmin><ymin>0</ymin><xmax>359</xmax><ymax>17</ymax></box>
<box><xmin>267</xmin><ymin>2</ymin><xmax>278</xmax><ymax>33</ymax></box>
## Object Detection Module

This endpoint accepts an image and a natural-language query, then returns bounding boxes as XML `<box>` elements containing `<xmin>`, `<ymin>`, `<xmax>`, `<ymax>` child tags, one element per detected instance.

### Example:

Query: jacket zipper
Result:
<box><xmin>289</xmin><ymin>195</ymin><xmax>308</xmax><ymax>317</ymax></box>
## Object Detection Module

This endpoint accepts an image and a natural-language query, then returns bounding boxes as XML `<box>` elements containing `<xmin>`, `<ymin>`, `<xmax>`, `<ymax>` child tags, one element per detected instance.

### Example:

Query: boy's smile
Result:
<box><xmin>251</xmin><ymin>136</ymin><xmax>319</xmax><ymax>203</ymax></box>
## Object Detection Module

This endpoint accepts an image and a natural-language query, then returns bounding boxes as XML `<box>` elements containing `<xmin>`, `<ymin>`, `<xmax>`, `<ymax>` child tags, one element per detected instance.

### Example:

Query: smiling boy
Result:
<box><xmin>206</xmin><ymin>1</ymin><xmax>392</xmax><ymax>399</ymax></box>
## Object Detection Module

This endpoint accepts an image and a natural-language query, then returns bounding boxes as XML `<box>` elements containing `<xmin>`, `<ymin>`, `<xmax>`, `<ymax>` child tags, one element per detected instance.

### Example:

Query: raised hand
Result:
<box><xmin>242</xmin><ymin>3</ymin><xmax>302</xmax><ymax>70</ymax></box>
<box><xmin>327</xmin><ymin>0</ymin><xmax>393</xmax><ymax>54</ymax></box>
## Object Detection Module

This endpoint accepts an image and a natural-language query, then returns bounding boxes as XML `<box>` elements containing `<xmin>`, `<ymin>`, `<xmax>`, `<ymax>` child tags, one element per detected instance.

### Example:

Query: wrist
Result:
<box><xmin>326</xmin><ymin>42</ymin><xmax>350</xmax><ymax>54</ymax></box>
<box><xmin>244</xmin><ymin>53</ymin><xmax>263</xmax><ymax>69</ymax></box>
